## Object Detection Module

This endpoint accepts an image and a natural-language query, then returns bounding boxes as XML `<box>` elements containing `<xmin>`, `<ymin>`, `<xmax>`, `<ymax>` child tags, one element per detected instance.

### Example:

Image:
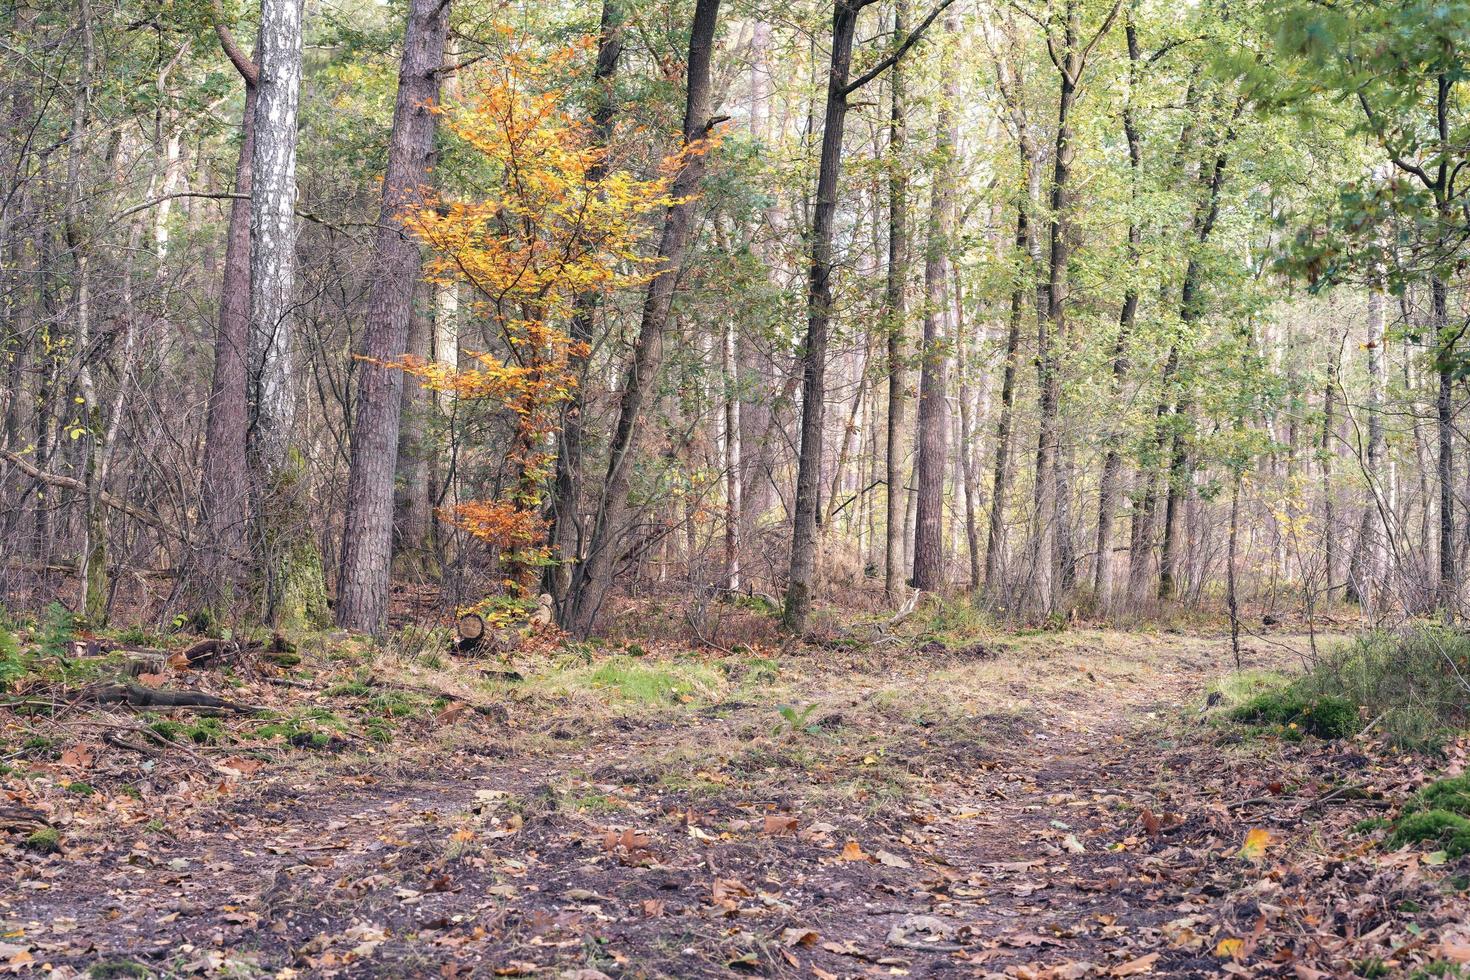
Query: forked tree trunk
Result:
<box><xmin>565</xmin><ymin>0</ymin><xmax>722</xmax><ymax>638</ymax></box>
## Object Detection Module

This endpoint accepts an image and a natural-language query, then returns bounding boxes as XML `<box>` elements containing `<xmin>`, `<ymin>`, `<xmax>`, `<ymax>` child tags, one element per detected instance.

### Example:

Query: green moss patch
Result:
<box><xmin>1229</xmin><ymin>689</ymin><xmax>1358</xmax><ymax>740</ymax></box>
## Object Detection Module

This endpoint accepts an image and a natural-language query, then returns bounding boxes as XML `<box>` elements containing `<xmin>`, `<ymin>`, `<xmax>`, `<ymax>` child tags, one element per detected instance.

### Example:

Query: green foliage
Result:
<box><xmin>773</xmin><ymin>703</ymin><xmax>821</xmax><ymax>738</ymax></box>
<box><xmin>1388</xmin><ymin>810</ymin><xmax>1470</xmax><ymax>857</ymax></box>
<box><xmin>1402</xmin><ymin>776</ymin><xmax>1470</xmax><ymax>818</ymax></box>
<box><xmin>1229</xmin><ymin>688</ymin><xmax>1358</xmax><ymax>740</ymax></box>
<box><xmin>0</xmin><ymin>614</ymin><xmax>24</xmax><ymax>688</ymax></box>
<box><xmin>88</xmin><ymin>963</ymin><xmax>151</xmax><ymax>979</ymax></box>
<box><xmin>1301</xmin><ymin>628</ymin><xmax>1470</xmax><ymax>749</ymax></box>
<box><xmin>581</xmin><ymin>657</ymin><xmax>719</xmax><ymax>705</ymax></box>
<box><xmin>39</xmin><ymin>602</ymin><xmax>75</xmax><ymax>661</ymax></box>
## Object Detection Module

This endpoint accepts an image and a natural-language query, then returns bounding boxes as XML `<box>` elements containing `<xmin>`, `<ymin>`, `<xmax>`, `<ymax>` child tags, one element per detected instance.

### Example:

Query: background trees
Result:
<box><xmin>0</xmin><ymin>0</ymin><xmax>1464</xmax><ymax>634</ymax></box>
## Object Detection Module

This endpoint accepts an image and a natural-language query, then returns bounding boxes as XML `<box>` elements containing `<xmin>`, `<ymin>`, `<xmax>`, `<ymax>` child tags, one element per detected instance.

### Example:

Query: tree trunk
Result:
<box><xmin>1031</xmin><ymin>0</ymin><xmax>1086</xmax><ymax>613</ymax></box>
<box><xmin>336</xmin><ymin>0</ymin><xmax>450</xmax><ymax>633</ymax></box>
<box><xmin>883</xmin><ymin>0</ymin><xmax>910</xmax><ymax>603</ymax></box>
<box><xmin>1159</xmin><ymin>145</ymin><xmax>1229</xmax><ymax>601</ymax></box>
<box><xmin>911</xmin><ymin>11</ymin><xmax>957</xmax><ymax>592</ymax></box>
<box><xmin>549</xmin><ymin>0</ymin><xmax>623</xmax><ymax>610</ymax></box>
<box><xmin>1432</xmin><ymin>273</ymin><xmax>1456</xmax><ymax>612</ymax></box>
<box><xmin>394</xmin><ymin>284</ymin><xmax>433</xmax><ymax>569</ymax></box>
<box><xmin>1348</xmin><ymin>287</ymin><xmax>1388</xmax><ymax>611</ymax></box>
<box><xmin>247</xmin><ymin>0</ymin><xmax>322</xmax><ymax>629</ymax></box>
<box><xmin>1320</xmin><ymin>334</ymin><xmax>1339</xmax><ymax>602</ymax></box>
<box><xmin>1092</xmin><ymin>16</ymin><xmax>1141</xmax><ymax>611</ymax></box>
<box><xmin>198</xmin><ymin>60</ymin><xmax>256</xmax><ymax>606</ymax></box>
<box><xmin>564</xmin><ymin>0</ymin><xmax>722</xmax><ymax>638</ymax></box>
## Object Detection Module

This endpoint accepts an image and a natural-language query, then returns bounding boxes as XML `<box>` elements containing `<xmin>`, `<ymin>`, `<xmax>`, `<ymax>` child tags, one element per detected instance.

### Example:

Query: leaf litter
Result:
<box><xmin>1</xmin><ymin>630</ymin><xmax>1468</xmax><ymax>977</ymax></box>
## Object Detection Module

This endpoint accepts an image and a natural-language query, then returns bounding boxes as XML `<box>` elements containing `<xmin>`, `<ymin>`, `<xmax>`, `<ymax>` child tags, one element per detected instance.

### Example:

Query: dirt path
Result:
<box><xmin>3</xmin><ymin>631</ymin><xmax>1464</xmax><ymax>978</ymax></box>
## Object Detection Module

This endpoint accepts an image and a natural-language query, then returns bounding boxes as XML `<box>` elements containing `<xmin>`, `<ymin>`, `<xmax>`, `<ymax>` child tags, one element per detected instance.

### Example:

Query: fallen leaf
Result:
<box><xmin>840</xmin><ymin>840</ymin><xmax>870</xmax><ymax>861</ymax></box>
<box><xmin>780</xmin><ymin>926</ymin><xmax>819</xmax><ymax>947</ymax></box>
<box><xmin>876</xmin><ymin>849</ymin><xmax>912</xmax><ymax>868</ymax></box>
<box><xmin>1239</xmin><ymin>828</ymin><xmax>1273</xmax><ymax>861</ymax></box>
<box><xmin>764</xmin><ymin>813</ymin><xmax>798</xmax><ymax>835</ymax></box>
<box><xmin>436</xmin><ymin>702</ymin><xmax>470</xmax><ymax>725</ymax></box>
<box><xmin>1216</xmin><ymin>938</ymin><xmax>1244</xmax><ymax>958</ymax></box>
<box><xmin>1112</xmin><ymin>953</ymin><xmax>1160</xmax><ymax>976</ymax></box>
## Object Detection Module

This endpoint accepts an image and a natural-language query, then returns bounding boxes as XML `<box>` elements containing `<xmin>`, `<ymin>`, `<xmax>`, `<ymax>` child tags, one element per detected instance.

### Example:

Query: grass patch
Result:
<box><xmin>1301</xmin><ymin>627</ymin><xmax>1470</xmax><ymax>749</ymax></box>
<box><xmin>1220</xmin><ymin>626</ymin><xmax>1470</xmax><ymax>748</ymax></box>
<box><xmin>547</xmin><ymin>655</ymin><xmax>723</xmax><ymax>706</ymax></box>
<box><xmin>1388</xmin><ymin>810</ymin><xmax>1470</xmax><ymax>857</ymax></box>
<box><xmin>1402</xmin><ymin>775</ymin><xmax>1470</xmax><ymax>817</ymax></box>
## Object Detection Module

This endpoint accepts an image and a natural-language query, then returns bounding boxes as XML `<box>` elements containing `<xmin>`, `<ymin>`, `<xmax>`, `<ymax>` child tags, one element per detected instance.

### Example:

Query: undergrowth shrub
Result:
<box><xmin>0</xmin><ymin>612</ymin><xmax>23</xmax><ymax>688</ymax></box>
<box><xmin>1224</xmin><ymin>627</ymin><xmax>1470</xmax><ymax>749</ymax></box>
<box><xmin>1302</xmin><ymin>627</ymin><xmax>1470</xmax><ymax>749</ymax></box>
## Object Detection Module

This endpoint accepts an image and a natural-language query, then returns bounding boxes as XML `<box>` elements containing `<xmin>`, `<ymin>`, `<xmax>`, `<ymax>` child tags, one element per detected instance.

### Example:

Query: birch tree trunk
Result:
<box><xmin>247</xmin><ymin>0</ymin><xmax>320</xmax><ymax>628</ymax></box>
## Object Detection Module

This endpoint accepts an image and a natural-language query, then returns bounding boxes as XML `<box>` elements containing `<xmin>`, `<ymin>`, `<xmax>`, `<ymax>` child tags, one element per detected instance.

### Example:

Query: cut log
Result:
<box><xmin>455</xmin><ymin>612</ymin><xmax>486</xmax><ymax>655</ymax></box>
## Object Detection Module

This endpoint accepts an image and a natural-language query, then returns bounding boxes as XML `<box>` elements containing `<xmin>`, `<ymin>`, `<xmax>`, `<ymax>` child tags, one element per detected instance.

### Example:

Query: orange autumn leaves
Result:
<box><xmin>390</xmin><ymin>34</ymin><xmax>700</xmax><ymax>585</ymax></box>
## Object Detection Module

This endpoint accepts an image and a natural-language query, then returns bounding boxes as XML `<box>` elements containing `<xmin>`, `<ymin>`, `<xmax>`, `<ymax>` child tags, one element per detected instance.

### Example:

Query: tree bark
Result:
<box><xmin>1158</xmin><ymin>144</ymin><xmax>1229</xmax><ymax>602</ymax></box>
<box><xmin>564</xmin><ymin>0</ymin><xmax>722</xmax><ymax>638</ymax></box>
<box><xmin>911</xmin><ymin>11</ymin><xmax>957</xmax><ymax>592</ymax></box>
<box><xmin>394</xmin><ymin>284</ymin><xmax>433</xmax><ymax>568</ymax></box>
<box><xmin>336</xmin><ymin>0</ymin><xmax>450</xmax><ymax>633</ymax></box>
<box><xmin>883</xmin><ymin>0</ymin><xmax>910</xmax><ymax>603</ymax></box>
<box><xmin>1348</xmin><ymin>287</ymin><xmax>1388</xmax><ymax>611</ymax></box>
<box><xmin>1092</xmin><ymin>16</ymin><xmax>1141</xmax><ymax>610</ymax></box>
<box><xmin>198</xmin><ymin>19</ymin><xmax>258</xmax><ymax>605</ymax></box>
<box><xmin>246</xmin><ymin>0</ymin><xmax>317</xmax><ymax>628</ymax></box>
<box><xmin>548</xmin><ymin>0</ymin><xmax>623</xmax><ymax>610</ymax></box>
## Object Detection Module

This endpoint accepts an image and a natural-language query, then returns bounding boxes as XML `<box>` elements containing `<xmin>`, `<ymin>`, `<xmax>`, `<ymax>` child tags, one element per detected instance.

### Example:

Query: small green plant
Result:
<box><xmin>112</xmin><ymin>625</ymin><xmax>160</xmax><ymax>648</ymax></box>
<box><xmin>0</xmin><ymin>615</ymin><xmax>24</xmax><ymax>688</ymax></box>
<box><xmin>40</xmin><ymin>602</ymin><xmax>75</xmax><ymax>661</ymax></box>
<box><xmin>773</xmin><ymin>703</ymin><xmax>821</xmax><ymax>737</ymax></box>
<box><xmin>88</xmin><ymin>961</ymin><xmax>151</xmax><ymax>979</ymax></box>
<box><xmin>24</xmin><ymin>827</ymin><xmax>61</xmax><ymax>854</ymax></box>
<box><xmin>66</xmin><ymin>781</ymin><xmax>96</xmax><ymax>796</ymax></box>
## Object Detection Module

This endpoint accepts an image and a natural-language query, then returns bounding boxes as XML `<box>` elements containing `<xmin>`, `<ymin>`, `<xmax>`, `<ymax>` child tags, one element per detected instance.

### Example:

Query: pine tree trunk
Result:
<box><xmin>884</xmin><ymin>0</ymin><xmax>910</xmax><ymax>603</ymax></box>
<box><xmin>395</xmin><ymin>284</ymin><xmax>432</xmax><ymax>569</ymax></box>
<box><xmin>911</xmin><ymin>12</ymin><xmax>957</xmax><ymax>592</ymax></box>
<box><xmin>336</xmin><ymin>0</ymin><xmax>449</xmax><ymax>633</ymax></box>
<box><xmin>198</xmin><ymin>61</ymin><xmax>256</xmax><ymax>605</ymax></box>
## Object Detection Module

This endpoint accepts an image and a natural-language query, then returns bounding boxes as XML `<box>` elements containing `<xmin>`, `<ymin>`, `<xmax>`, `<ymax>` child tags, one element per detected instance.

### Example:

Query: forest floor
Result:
<box><xmin>3</xmin><ymin>616</ymin><xmax>1470</xmax><ymax>978</ymax></box>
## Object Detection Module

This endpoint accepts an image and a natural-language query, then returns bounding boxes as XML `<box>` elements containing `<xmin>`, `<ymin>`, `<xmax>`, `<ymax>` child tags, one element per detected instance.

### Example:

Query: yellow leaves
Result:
<box><xmin>1215</xmin><ymin>938</ymin><xmax>1244</xmax><ymax>958</ymax></box>
<box><xmin>1238</xmin><ymin>827</ymin><xmax>1274</xmax><ymax>861</ymax></box>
